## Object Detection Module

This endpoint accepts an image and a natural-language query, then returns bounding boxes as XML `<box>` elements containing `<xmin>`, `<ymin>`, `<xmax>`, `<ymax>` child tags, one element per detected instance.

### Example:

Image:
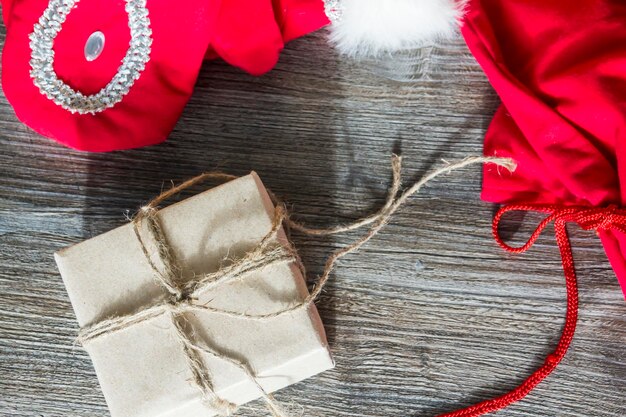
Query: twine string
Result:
<box><xmin>76</xmin><ymin>155</ymin><xmax>516</xmax><ymax>417</ymax></box>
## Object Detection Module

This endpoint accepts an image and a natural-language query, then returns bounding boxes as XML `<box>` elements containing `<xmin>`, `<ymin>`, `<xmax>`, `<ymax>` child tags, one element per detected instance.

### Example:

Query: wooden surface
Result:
<box><xmin>1</xmin><ymin>24</ymin><xmax>625</xmax><ymax>417</ymax></box>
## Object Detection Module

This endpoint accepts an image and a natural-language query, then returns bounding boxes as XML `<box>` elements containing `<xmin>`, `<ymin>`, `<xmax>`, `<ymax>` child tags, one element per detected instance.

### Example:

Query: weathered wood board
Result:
<box><xmin>0</xmin><ymin>24</ymin><xmax>624</xmax><ymax>417</ymax></box>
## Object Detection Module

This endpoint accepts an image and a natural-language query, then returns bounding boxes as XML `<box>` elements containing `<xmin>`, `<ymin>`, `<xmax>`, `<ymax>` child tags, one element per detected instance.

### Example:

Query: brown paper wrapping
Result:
<box><xmin>55</xmin><ymin>173</ymin><xmax>334</xmax><ymax>417</ymax></box>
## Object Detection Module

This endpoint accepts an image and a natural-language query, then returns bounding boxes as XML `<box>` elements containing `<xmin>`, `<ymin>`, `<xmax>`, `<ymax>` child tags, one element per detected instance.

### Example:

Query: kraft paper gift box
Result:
<box><xmin>54</xmin><ymin>173</ymin><xmax>334</xmax><ymax>417</ymax></box>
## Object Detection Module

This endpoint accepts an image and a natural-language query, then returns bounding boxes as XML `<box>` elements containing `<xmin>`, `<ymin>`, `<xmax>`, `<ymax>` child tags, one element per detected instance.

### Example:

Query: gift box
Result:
<box><xmin>54</xmin><ymin>172</ymin><xmax>334</xmax><ymax>417</ymax></box>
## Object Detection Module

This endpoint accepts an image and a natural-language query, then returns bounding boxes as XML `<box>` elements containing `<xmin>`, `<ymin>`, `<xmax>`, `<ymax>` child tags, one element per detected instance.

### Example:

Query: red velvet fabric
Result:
<box><xmin>209</xmin><ymin>0</ymin><xmax>285</xmax><ymax>76</ymax></box>
<box><xmin>1</xmin><ymin>0</ymin><xmax>14</xmax><ymax>24</ymax></box>
<box><xmin>273</xmin><ymin>0</ymin><xmax>330</xmax><ymax>43</ymax></box>
<box><xmin>0</xmin><ymin>0</ymin><xmax>328</xmax><ymax>151</ymax></box>
<box><xmin>205</xmin><ymin>0</ymin><xmax>329</xmax><ymax>73</ymax></box>
<box><xmin>462</xmin><ymin>0</ymin><xmax>626</xmax><ymax>298</ymax></box>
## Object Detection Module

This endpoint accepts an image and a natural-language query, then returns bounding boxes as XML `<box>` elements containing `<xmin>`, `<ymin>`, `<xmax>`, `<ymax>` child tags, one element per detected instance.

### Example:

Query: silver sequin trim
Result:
<box><xmin>29</xmin><ymin>0</ymin><xmax>153</xmax><ymax>114</ymax></box>
<box><xmin>323</xmin><ymin>0</ymin><xmax>344</xmax><ymax>22</ymax></box>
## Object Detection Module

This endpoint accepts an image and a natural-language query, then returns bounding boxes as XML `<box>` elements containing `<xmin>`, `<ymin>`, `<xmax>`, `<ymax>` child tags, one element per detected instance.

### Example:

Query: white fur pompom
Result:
<box><xmin>326</xmin><ymin>0</ymin><xmax>466</xmax><ymax>56</ymax></box>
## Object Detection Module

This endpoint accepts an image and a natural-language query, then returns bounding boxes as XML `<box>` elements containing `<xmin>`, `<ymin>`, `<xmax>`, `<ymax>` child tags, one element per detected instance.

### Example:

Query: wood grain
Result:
<box><xmin>0</xmin><ymin>24</ymin><xmax>625</xmax><ymax>417</ymax></box>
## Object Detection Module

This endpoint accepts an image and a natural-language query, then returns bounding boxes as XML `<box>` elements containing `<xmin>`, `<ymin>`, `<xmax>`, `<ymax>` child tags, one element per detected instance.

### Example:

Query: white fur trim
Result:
<box><xmin>327</xmin><ymin>0</ymin><xmax>466</xmax><ymax>56</ymax></box>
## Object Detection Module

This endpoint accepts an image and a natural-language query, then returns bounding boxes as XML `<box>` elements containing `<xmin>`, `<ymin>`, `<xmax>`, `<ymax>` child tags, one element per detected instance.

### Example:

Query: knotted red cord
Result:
<box><xmin>438</xmin><ymin>204</ymin><xmax>626</xmax><ymax>417</ymax></box>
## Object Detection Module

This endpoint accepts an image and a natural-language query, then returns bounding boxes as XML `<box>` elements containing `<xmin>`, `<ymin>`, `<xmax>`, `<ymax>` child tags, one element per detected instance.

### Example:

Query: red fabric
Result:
<box><xmin>209</xmin><ymin>0</ymin><xmax>284</xmax><ymax>76</ymax></box>
<box><xmin>1</xmin><ymin>0</ymin><xmax>14</xmax><ymax>24</ymax></box>
<box><xmin>462</xmin><ymin>0</ymin><xmax>626</xmax><ymax>299</ymax></box>
<box><xmin>2</xmin><ymin>0</ymin><xmax>218</xmax><ymax>151</ymax></box>
<box><xmin>205</xmin><ymin>0</ymin><xmax>329</xmax><ymax>75</ymax></box>
<box><xmin>273</xmin><ymin>0</ymin><xmax>330</xmax><ymax>43</ymax></box>
<box><xmin>1</xmin><ymin>0</ymin><xmax>328</xmax><ymax>151</ymax></box>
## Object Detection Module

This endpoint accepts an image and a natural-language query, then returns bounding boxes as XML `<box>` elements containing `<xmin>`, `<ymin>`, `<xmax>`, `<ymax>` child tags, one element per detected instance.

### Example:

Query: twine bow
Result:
<box><xmin>74</xmin><ymin>156</ymin><xmax>516</xmax><ymax>417</ymax></box>
<box><xmin>440</xmin><ymin>204</ymin><xmax>626</xmax><ymax>417</ymax></box>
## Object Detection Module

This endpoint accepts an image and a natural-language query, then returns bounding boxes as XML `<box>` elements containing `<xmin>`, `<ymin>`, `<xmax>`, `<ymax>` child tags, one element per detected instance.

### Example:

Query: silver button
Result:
<box><xmin>84</xmin><ymin>31</ymin><xmax>105</xmax><ymax>62</ymax></box>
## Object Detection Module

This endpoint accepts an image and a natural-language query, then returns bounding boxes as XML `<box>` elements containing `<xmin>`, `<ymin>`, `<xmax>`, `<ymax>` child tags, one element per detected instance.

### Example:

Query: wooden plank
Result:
<box><xmin>0</xmin><ymin>26</ymin><xmax>624</xmax><ymax>417</ymax></box>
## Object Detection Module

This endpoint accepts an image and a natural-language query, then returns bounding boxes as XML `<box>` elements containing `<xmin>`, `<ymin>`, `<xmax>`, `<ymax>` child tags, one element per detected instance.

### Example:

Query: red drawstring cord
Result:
<box><xmin>438</xmin><ymin>204</ymin><xmax>625</xmax><ymax>417</ymax></box>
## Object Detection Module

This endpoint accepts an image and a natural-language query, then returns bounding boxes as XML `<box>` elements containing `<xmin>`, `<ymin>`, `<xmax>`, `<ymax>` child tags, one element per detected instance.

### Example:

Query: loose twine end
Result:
<box><xmin>208</xmin><ymin>397</ymin><xmax>239</xmax><ymax>416</ymax></box>
<box><xmin>482</xmin><ymin>156</ymin><xmax>517</xmax><ymax>173</ymax></box>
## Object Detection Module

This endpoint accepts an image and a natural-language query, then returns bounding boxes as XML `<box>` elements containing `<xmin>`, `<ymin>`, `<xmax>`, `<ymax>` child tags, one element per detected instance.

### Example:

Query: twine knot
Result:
<box><xmin>78</xmin><ymin>173</ymin><xmax>299</xmax><ymax>417</ymax></box>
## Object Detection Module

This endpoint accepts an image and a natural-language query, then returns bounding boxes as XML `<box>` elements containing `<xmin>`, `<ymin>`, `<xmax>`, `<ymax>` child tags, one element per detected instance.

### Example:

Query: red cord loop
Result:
<box><xmin>438</xmin><ymin>204</ymin><xmax>624</xmax><ymax>417</ymax></box>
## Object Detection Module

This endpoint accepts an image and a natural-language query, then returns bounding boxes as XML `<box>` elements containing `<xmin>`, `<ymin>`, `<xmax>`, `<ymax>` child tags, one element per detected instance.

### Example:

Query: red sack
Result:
<box><xmin>445</xmin><ymin>1</ymin><xmax>626</xmax><ymax>415</ymax></box>
<box><xmin>463</xmin><ymin>0</ymin><xmax>626</xmax><ymax>299</ymax></box>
